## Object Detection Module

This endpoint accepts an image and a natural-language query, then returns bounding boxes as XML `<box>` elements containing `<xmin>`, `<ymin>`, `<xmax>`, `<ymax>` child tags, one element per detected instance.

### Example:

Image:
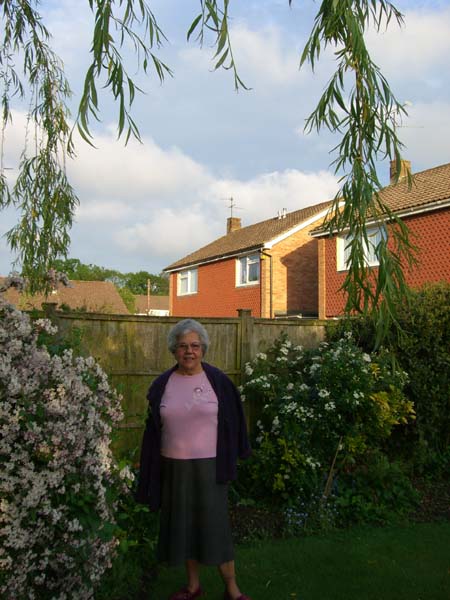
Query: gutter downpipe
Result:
<box><xmin>260</xmin><ymin>249</ymin><xmax>273</xmax><ymax>319</ymax></box>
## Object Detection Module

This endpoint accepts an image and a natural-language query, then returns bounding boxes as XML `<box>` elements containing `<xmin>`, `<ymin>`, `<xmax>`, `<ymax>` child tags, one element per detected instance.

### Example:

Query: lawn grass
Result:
<box><xmin>149</xmin><ymin>521</ymin><xmax>450</xmax><ymax>600</ymax></box>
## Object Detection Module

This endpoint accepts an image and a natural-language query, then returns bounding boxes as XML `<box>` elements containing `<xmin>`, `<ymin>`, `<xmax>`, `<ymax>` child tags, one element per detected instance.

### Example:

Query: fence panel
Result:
<box><xmin>252</xmin><ymin>318</ymin><xmax>326</xmax><ymax>354</ymax></box>
<box><xmin>44</xmin><ymin>306</ymin><xmax>325</xmax><ymax>457</ymax></box>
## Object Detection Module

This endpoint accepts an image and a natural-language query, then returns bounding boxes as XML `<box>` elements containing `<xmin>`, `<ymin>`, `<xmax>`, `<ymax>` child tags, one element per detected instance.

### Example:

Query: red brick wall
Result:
<box><xmin>323</xmin><ymin>207</ymin><xmax>450</xmax><ymax>317</ymax></box>
<box><xmin>269</xmin><ymin>228</ymin><xmax>320</xmax><ymax>316</ymax></box>
<box><xmin>170</xmin><ymin>258</ymin><xmax>261</xmax><ymax>318</ymax></box>
<box><xmin>324</xmin><ymin>232</ymin><xmax>347</xmax><ymax>317</ymax></box>
<box><xmin>401</xmin><ymin>208</ymin><xmax>450</xmax><ymax>285</ymax></box>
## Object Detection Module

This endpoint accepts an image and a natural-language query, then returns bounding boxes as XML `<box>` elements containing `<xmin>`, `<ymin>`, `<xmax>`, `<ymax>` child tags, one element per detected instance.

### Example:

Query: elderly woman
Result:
<box><xmin>136</xmin><ymin>318</ymin><xmax>252</xmax><ymax>600</ymax></box>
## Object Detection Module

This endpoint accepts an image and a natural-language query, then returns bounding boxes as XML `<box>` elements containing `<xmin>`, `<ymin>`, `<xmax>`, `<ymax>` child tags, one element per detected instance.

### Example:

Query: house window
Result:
<box><xmin>237</xmin><ymin>254</ymin><xmax>260</xmax><ymax>286</ymax></box>
<box><xmin>177</xmin><ymin>268</ymin><xmax>198</xmax><ymax>295</ymax></box>
<box><xmin>337</xmin><ymin>226</ymin><xmax>387</xmax><ymax>271</ymax></box>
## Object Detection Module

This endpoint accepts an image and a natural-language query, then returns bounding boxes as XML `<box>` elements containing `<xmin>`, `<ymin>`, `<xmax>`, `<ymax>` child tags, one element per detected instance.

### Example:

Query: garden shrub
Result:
<box><xmin>333</xmin><ymin>452</ymin><xmax>419</xmax><ymax>525</ymax></box>
<box><xmin>0</xmin><ymin>294</ymin><xmax>128</xmax><ymax>599</ymax></box>
<box><xmin>237</xmin><ymin>333</ymin><xmax>415</xmax><ymax>526</ymax></box>
<box><xmin>95</xmin><ymin>463</ymin><xmax>159</xmax><ymax>600</ymax></box>
<box><xmin>328</xmin><ymin>282</ymin><xmax>450</xmax><ymax>468</ymax></box>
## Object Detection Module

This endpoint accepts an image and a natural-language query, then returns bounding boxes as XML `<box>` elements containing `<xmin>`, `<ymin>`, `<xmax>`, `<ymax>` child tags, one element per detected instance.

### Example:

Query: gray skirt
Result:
<box><xmin>157</xmin><ymin>457</ymin><xmax>234</xmax><ymax>567</ymax></box>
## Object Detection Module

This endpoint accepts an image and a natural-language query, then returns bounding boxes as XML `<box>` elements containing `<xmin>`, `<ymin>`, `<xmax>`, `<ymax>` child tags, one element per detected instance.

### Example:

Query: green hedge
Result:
<box><xmin>328</xmin><ymin>282</ymin><xmax>450</xmax><ymax>469</ymax></box>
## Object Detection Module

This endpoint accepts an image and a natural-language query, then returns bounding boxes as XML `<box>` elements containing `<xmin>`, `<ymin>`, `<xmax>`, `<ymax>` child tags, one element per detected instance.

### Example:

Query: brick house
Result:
<box><xmin>311</xmin><ymin>161</ymin><xmax>450</xmax><ymax>319</ymax></box>
<box><xmin>164</xmin><ymin>201</ymin><xmax>332</xmax><ymax>318</ymax></box>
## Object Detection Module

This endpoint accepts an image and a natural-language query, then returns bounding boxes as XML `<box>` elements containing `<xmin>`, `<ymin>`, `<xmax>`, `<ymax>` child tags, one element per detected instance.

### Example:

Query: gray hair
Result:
<box><xmin>167</xmin><ymin>319</ymin><xmax>210</xmax><ymax>355</ymax></box>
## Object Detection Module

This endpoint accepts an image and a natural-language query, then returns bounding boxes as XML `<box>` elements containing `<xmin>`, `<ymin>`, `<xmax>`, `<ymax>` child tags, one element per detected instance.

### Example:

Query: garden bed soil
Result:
<box><xmin>229</xmin><ymin>476</ymin><xmax>450</xmax><ymax>542</ymax></box>
<box><xmin>409</xmin><ymin>476</ymin><xmax>450</xmax><ymax>523</ymax></box>
<box><xmin>230</xmin><ymin>504</ymin><xmax>285</xmax><ymax>542</ymax></box>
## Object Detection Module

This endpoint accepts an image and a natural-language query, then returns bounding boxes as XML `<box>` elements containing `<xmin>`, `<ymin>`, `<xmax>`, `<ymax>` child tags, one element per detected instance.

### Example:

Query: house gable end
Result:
<box><xmin>164</xmin><ymin>200</ymin><xmax>333</xmax><ymax>272</ymax></box>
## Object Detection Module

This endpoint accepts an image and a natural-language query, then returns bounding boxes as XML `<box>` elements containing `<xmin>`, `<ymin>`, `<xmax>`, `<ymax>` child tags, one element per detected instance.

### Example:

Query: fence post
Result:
<box><xmin>42</xmin><ymin>302</ymin><xmax>58</xmax><ymax>321</ymax></box>
<box><xmin>237</xmin><ymin>308</ymin><xmax>253</xmax><ymax>380</ymax></box>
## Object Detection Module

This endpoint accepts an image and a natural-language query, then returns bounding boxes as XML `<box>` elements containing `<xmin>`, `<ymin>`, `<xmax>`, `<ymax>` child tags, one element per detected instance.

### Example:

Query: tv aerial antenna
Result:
<box><xmin>227</xmin><ymin>196</ymin><xmax>243</xmax><ymax>218</ymax></box>
<box><xmin>393</xmin><ymin>100</ymin><xmax>424</xmax><ymax>133</ymax></box>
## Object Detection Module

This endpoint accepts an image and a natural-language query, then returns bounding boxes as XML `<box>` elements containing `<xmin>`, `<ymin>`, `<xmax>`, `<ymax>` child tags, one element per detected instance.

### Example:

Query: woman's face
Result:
<box><xmin>174</xmin><ymin>331</ymin><xmax>204</xmax><ymax>375</ymax></box>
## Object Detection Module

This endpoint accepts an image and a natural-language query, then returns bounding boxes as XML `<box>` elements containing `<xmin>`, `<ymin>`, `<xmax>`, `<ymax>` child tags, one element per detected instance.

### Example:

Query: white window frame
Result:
<box><xmin>177</xmin><ymin>268</ymin><xmax>198</xmax><ymax>296</ymax></box>
<box><xmin>236</xmin><ymin>253</ymin><xmax>260</xmax><ymax>287</ymax></box>
<box><xmin>337</xmin><ymin>226</ymin><xmax>387</xmax><ymax>271</ymax></box>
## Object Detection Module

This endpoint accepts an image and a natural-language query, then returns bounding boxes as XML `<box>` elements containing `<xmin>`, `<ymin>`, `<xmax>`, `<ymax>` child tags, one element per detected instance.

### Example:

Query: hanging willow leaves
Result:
<box><xmin>1</xmin><ymin>0</ymin><xmax>415</xmax><ymax>322</ymax></box>
<box><xmin>77</xmin><ymin>0</ymin><xmax>173</xmax><ymax>145</ymax></box>
<box><xmin>0</xmin><ymin>1</ymin><xmax>76</xmax><ymax>294</ymax></box>
<box><xmin>0</xmin><ymin>0</ymin><xmax>173</xmax><ymax>293</ymax></box>
<box><xmin>299</xmin><ymin>0</ymin><xmax>416</xmax><ymax>345</ymax></box>
<box><xmin>187</xmin><ymin>0</ymin><xmax>250</xmax><ymax>91</ymax></box>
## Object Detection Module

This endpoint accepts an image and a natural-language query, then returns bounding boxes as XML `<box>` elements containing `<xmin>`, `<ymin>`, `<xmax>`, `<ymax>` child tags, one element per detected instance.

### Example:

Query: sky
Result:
<box><xmin>1</xmin><ymin>0</ymin><xmax>449</xmax><ymax>276</ymax></box>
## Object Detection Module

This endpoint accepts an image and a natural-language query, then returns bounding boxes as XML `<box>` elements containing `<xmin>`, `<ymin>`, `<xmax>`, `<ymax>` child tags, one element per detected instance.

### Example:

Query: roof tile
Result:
<box><xmin>165</xmin><ymin>199</ymin><xmax>332</xmax><ymax>271</ymax></box>
<box><xmin>0</xmin><ymin>279</ymin><xmax>130</xmax><ymax>314</ymax></box>
<box><xmin>312</xmin><ymin>161</ymin><xmax>450</xmax><ymax>234</ymax></box>
<box><xmin>379</xmin><ymin>161</ymin><xmax>450</xmax><ymax>213</ymax></box>
<box><xmin>134</xmin><ymin>294</ymin><xmax>169</xmax><ymax>313</ymax></box>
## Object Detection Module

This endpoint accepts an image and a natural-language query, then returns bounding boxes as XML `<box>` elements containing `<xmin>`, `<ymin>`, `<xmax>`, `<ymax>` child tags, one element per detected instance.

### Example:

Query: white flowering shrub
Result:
<box><xmin>238</xmin><ymin>333</ymin><xmax>415</xmax><ymax>510</ymax></box>
<box><xmin>0</xmin><ymin>296</ymin><xmax>125</xmax><ymax>599</ymax></box>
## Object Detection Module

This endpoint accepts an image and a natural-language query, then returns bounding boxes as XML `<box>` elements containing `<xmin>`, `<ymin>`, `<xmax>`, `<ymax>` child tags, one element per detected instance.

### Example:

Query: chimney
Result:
<box><xmin>227</xmin><ymin>217</ymin><xmax>241</xmax><ymax>234</ymax></box>
<box><xmin>390</xmin><ymin>159</ymin><xmax>411</xmax><ymax>184</ymax></box>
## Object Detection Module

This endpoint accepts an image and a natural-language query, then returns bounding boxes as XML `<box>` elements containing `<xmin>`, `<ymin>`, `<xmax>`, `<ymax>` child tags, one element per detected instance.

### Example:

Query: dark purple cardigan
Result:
<box><xmin>135</xmin><ymin>362</ymin><xmax>251</xmax><ymax>511</ymax></box>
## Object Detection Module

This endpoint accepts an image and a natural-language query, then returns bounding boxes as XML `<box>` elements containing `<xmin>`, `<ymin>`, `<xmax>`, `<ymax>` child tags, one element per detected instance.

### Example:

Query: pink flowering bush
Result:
<box><xmin>0</xmin><ymin>294</ymin><xmax>126</xmax><ymax>599</ymax></box>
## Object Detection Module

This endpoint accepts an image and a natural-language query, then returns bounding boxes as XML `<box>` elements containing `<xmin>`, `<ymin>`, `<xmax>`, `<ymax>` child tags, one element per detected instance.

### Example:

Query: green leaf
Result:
<box><xmin>187</xmin><ymin>13</ymin><xmax>203</xmax><ymax>41</ymax></box>
<box><xmin>214</xmin><ymin>48</ymin><xmax>229</xmax><ymax>70</ymax></box>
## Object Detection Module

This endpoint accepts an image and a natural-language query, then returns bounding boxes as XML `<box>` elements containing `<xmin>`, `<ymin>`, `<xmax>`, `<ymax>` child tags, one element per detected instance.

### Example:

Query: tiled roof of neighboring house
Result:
<box><xmin>312</xmin><ymin>161</ymin><xmax>450</xmax><ymax>236</ymax></box>
<box><xmin>0</xmin><ymin>279</ymin><xmax>130</xmax><ymax>314</ymax></box>
<box><xmin>134</xmin><ymin>294</ymin><xmax>169</xmax><ymax>313</ymax></box>
<box><xmin>165</xmin><ymin>200</ymin><xmax>333</xmax><ymax>271</ymax></box>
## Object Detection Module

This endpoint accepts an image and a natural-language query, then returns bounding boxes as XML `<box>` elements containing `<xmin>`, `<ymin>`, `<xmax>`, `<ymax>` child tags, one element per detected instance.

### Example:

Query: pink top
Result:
<box><xmin>160</xmin><ymin>371</ymin><xmax>219</xmax><ymax>459</ymax></box>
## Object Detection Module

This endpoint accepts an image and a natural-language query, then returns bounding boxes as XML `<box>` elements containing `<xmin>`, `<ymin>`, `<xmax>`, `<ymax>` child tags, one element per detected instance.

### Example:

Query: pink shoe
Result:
<box><xmin>169</xmin><ymin>586</ymin><xmax>203</xmax><ymax>600</ymax></box>
<box><xmin>223</xmin><ymin>592</ymin><xmax>252</xmax><ymax>600</ymax></box>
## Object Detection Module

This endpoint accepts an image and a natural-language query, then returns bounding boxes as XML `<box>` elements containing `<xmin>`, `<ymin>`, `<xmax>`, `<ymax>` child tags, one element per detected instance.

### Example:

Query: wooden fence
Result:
<box><xmin>43</xmin><ymin>305</ymin><xmax>326</xmax><ymax>457</ymax></box>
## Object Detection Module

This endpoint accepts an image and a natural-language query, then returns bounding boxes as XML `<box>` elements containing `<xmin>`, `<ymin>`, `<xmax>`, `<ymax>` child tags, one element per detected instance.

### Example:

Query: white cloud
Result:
<box><xmin>75</xmin><ymin>200</ymin><xmax>134</xmax><ymax>222</ymax></box>
<box><xmin>367</xmin><ymin>6</ymin><xmax>450</xmax><ymax>79</ymax></box>
<box><xmin>1</xmin><ymin>110</ymin><xmax>31</xmax><ymax>176</ymax></box>
<box><xmin>0</xmin><ymin>109</ymin><xmax>341</xmax><ymax>271</ymax></box>
<box><xmin>179</xmin><ymin>22</ymin><xmax>305</xmax><ymax>87</ymax></box>
<box><xmin>67</xmin><ymin>127</ymin><xmax>213</xmax><ymax>203</ymax></box>
<box><xmin>211</xmin><ymin>169</ymin><xmax>339</xmax><ymax>224</ymax></box>
<box><xmin>400</xmin><ymin>100</ymin><xmax>450</xmax><ymax>168</ymax></box>
<box><xmin>229</xmin><ymin>23</ymin><xmax>302</xmax><ymax>86</ymax></box>
<box><xmin>116</xmin><ymin>207</ymin><xmax>223</xmax><ymax>259</ymax></box>
<box><xmin>114</xmin><ymin>167</ymin><xmax>339</xmax><ymax>265</ymax></box>
<box><xmin>43</xmin><ymin>1</ymin><xmax>104</xmax><ymax>70</ymax></box>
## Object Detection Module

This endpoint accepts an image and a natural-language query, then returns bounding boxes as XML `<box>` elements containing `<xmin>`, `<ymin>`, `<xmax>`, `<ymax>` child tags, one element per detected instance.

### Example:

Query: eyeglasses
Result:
<box><xmin>176</xmin><ymin>343</ymin><xmax>202</xmax><ymax>352</ymax></box>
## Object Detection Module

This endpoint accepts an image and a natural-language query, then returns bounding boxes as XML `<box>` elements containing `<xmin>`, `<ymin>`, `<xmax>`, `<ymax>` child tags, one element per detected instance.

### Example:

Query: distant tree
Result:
<box><xmin>124</xmin><ymin>271</ymin><xmax>169</xmax><ymax>296</ymax></box>
<box><xmin>51</xmin><ymin>258</ymin><xmax>120</xmax><ymax>282</ymax></box>
<box><xmin>117</xmin><ymin>286</ymin><xmax>136</xmax><ymax>313</ymax></box>
<box><xmin>51</xmin><ymin>258</ymin><xmax>168</xmax><ymax>296</ymax></box>
<box><xmin>152</xmin><ymin>272</ymin><xmax>169</xmax><ymax>296</ymax></box>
